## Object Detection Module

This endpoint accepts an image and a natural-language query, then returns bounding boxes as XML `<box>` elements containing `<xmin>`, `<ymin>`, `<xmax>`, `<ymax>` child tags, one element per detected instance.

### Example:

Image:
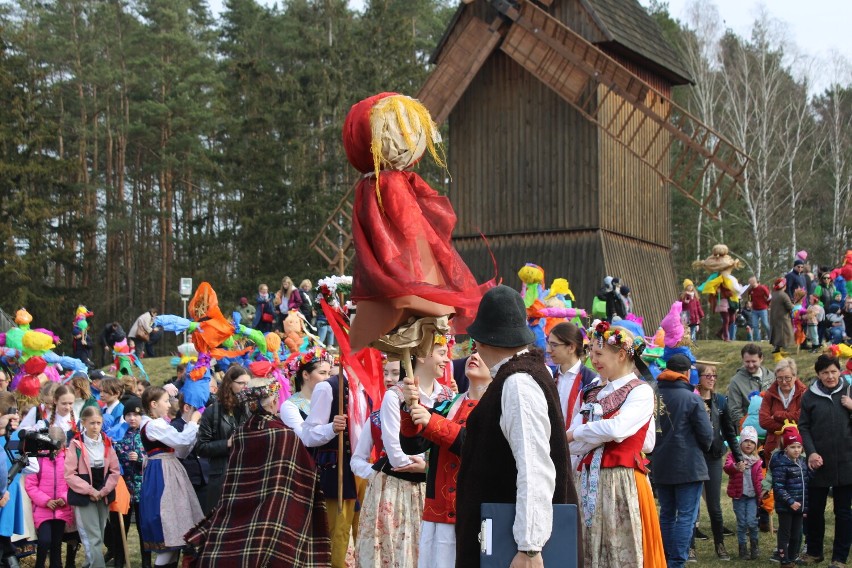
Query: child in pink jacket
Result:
<box><xmin>25</xmin><ymin>426</ymin><xmax>75</xmax><ymax>568</ymax></box>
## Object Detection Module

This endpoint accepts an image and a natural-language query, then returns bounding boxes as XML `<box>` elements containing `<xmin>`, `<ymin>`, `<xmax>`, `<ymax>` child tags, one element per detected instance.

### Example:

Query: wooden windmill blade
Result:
<box><xmin>309</xmin><ymin>184</ymin><xmax>355</xmax><ymax>273</ymax></box>
<box><xmin>499</xmin><ymin>0</ymin><xmax>748</xmax><ymax>218</ymax></box>
<box><xmin>416</xmin><ymin>6</ymin><xmax>504</xmax><ymax>125</ymax></box>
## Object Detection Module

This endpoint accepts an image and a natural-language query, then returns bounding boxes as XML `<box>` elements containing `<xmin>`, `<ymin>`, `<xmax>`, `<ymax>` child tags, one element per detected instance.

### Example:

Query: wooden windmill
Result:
<box><xmin>313</xmin><ymin>0</ymin><xmax>749</xmax><ymax>326</ymax></box>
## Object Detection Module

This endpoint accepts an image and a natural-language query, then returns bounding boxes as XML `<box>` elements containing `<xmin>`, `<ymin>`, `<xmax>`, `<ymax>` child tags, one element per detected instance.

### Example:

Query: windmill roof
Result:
<box><xmin>581</xmin><ymin>0</ymin><xmax>693</xmax><ymax>84</ymax></box>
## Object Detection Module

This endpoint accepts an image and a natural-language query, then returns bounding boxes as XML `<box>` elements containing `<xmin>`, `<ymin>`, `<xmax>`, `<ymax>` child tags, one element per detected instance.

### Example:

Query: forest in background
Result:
<box><xmin>0</xmin><ymin>0</ymin><xmax>850</xmax><ymax>337</ymax></box>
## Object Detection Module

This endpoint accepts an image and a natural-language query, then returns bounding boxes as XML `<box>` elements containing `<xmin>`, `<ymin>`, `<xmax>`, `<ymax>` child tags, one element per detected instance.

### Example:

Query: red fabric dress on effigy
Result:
<box><xmin>342</xmin><ymin>93</ymin><xmax>491</xmax><ymax>351</ymax></box>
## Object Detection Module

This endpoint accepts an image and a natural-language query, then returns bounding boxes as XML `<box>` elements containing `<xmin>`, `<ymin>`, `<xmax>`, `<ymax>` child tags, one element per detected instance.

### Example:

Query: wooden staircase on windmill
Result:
<box><xmin>309</xmin><ymin>184</ymin><xmax>355</xmax><ymax>274</ymax></box>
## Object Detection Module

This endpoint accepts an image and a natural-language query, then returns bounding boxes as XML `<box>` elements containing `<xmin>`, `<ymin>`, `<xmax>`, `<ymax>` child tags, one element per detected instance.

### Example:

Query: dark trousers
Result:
<box><xmin>35</xmin><ymin>520</ymin><xmax>65</xmax><ymax>568</ymax></box>
<box><xmin>777</xmin><ymin>512</ymin><xmax>804</xmax><ymax>562</ymax></box>
<box><xmin>0</xmin><ymin>535</ymin><xmax>16</xmax><ymax>563</ymax></box>
<box><xmin>807</xmin><ymin>484</ymin><xmax>852</xmax><ymax>562</ymax></box>
<box><xmin>691</xmin><ymin>455</ymin><xmax>725</xmax><ymax>547</ymax></box>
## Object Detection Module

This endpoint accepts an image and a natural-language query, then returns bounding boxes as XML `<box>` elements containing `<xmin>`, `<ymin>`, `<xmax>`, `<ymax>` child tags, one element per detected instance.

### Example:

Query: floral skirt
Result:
<box><xmin>576</xmin><ymin>466</ymin><xmax>647</xmax><ymax>568</ymax></box>
<box><xmin>356</xmin><ymin>472</ymin><xmax>424</xmax><ymax>568</ymax></box>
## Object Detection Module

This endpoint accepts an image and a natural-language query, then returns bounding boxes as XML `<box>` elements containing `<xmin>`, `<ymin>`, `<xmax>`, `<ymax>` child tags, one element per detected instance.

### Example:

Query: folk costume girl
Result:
<box><xmin>567</xmin><ymin>322</ymin><xmax>665</xmax><ymax>568</ymax></box>
<box><xmin>353</xmin><ymin>341</ymin><xmax>453</xmax><ymax>568</ymax></box>
<box><xmin>139</xmin><ymin>386</ymin><xmax>204</xmax><ymax>567</ymax></box>
<box><xmin>399</xmin><ymin>351</ymin><xmax>492</xmax><ymax>568</ymax></box>
<box><xmin>279</xmin><ymin>348</ymin><xmax>332</xmax><ymax>443</ymax></box>
<box><xmin>27</xmin><ymin>385</ymin><xmax>78</xmax><ymax>440</ymax></box>
<box><xmin>185</xmin><ymin>378</ymin><xmax>331</xmax><ymax>568</ymax></box>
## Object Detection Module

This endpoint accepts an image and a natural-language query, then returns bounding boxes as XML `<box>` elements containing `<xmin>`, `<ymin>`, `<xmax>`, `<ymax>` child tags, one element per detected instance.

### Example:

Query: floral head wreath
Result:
<box><xmin>285</xmin><ymin>346</ymin><xmax>333</xmax><ymax>380</ymax></box>
<box><xmin>433</xmin><ymin>334</ymin><xmax>449</xmax><ymax>347</ymax></box>
<box><xmin>587</xmin><ymin>320</ymin><xmax>645</xmax><ymax>357</ymax></box>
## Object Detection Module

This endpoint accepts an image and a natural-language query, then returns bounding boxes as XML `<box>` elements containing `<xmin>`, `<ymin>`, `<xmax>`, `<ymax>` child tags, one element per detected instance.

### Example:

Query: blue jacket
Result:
<box><xmin>652</xmin><ymin>373</ymin><xmax>714</xmax><ymax>485</ymax></box>
<box><xmin>770</xmin><ymin>451</ymin><xmax>810</xmax><ymax>514</ymax></box>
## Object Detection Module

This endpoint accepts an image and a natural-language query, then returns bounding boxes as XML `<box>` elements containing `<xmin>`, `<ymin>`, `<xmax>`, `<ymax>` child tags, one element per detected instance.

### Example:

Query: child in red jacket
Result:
<box><xmin>25</xmin><ymin>426</ymin><xmax>74</xmax><ymax>568</ymax></box>
<box><xmin>724</xmin><ymin>425</ymin><xmax>764</xmax><ymax>560</ymax></box>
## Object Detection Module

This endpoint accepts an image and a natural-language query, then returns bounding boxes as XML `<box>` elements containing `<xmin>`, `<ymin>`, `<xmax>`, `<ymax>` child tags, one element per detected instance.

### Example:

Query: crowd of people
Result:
<box><xmin>0</xmin><ymin>261</ymin><xmax>850</xmax><ymax>568</ymax></box>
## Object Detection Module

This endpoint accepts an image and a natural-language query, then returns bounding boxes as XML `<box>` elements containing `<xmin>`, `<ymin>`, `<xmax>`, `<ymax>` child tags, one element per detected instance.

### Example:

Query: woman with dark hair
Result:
<box><xmin>196</xmin><ymin>365</ymin><xmax>250</xmax><ymax>514</ymax></box>
<box><xmin>185</xmin><ymin>378</ymin><xmax>330</xmax><ymax>567</ymax></box>
<box><xmin>279</xmin><ymin>351</ymin><xmax>332</xmax><ymax>443</ymax></box>
<box><xmin>547</xmin><ymin>322</ymin><xmax>597</xmax><ymax>430</ymax></box>
<box><xmin>797</xmin><ymin>354</ymin><xmax>852</xmax><ymax>565</ymax></box>
<box><xmin>691</xmin><ymin>363</ymin><xmax>743</xmax><ymax>561</ymax></box>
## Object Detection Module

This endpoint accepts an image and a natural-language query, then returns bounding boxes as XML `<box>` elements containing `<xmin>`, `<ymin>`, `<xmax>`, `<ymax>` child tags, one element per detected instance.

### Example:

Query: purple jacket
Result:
<box><xmin>724</xmin><ymin>452</ymin><xmax>764</xmax><ymax>499</ymax></box>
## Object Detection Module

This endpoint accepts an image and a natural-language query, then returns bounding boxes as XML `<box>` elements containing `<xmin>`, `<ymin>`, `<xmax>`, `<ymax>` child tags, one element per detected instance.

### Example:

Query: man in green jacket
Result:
<box><xmin>726</xmin><ymin>343</ymin><xmax>775</xmax><ymax>431</ymax></box>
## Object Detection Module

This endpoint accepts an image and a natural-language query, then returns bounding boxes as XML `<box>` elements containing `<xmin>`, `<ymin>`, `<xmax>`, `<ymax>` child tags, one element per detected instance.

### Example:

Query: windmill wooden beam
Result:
<box><xmin>309</xmin><ymin>184</ymin><xmax>355</xmax><ymax>274</ymax></box>
<box><xmin>496</xmin><ymin>0</ymin><xmax>748</xmax><ymax>219</ymax></box>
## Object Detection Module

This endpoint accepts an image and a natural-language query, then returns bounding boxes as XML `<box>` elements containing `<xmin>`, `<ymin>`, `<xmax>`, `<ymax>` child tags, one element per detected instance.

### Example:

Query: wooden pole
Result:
<box><xmin>401</xmin><ymin>347</ymin><xmax>415</xmax><ymax>403</ymax></box>
<box><xmin>118</xmin><ymin>512</ymin><xmax>131</xmax><ymax>568</ymax></box>
<box><xmin>337</xmin><ymin>248</ymin><xmax>345</xmax><ymax>514</ymax></box>
<box><xmin>337</xmin><ymin>371</ymin><xmax>344</xmax><ymax>514</ymax></box>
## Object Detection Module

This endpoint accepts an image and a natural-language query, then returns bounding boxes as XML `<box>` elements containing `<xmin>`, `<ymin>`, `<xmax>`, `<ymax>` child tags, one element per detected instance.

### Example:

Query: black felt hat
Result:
<box><xmin>466</xmin><ymin>285</ymin><xmax>535</xmax><ymax>348</ymax></box>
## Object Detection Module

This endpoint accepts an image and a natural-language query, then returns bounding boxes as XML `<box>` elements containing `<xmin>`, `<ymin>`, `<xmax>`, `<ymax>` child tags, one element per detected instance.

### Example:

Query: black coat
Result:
<box><xmin>651</xmin><ymin>376</ymin><xmax>714</xmax><ymax>485</ymax></box>
<box><xmin>196</xmin><ymin>399</ymin><xmax>248</xmax><ymax>513</ymax></box>
<box><xmin>705</xmin><ymin>393</ymin><xmax>743</xmax><ymax>462</ymax></box>
<box><xmin>770</xmin><ymin>451</ymin><xmax>810</xmax><ymax>514</ymax></box>
<box><xmin>798</xmin><ymin>380</ymin><xmax>852</xmax><ymax>487</ymax></box>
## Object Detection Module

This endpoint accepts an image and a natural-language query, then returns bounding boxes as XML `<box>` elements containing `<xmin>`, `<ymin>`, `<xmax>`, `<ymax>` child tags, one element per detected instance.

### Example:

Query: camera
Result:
<box><xmin>5</xmin><ymin>428</ymin><xmax>62</xmax><ymax>483</ymax></box>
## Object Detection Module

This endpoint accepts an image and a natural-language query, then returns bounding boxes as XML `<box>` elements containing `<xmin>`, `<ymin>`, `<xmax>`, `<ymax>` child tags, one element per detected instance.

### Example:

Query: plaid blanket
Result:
<box><xmin>184</xmin><ymin>410</ymin><xmax>331</xmax><ymax>567</ymax></box>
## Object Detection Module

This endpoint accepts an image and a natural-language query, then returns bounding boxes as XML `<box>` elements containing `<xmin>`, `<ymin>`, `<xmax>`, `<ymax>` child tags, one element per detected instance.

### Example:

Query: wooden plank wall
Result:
<box><xmin>596</xmin><ymin>56</ymin><xmax>673</xmax><ymax>247</ymax></box>
<box><xmin>449</xmin><ymin>49</ymin><xmax>599</xmax><ymax>238</ymax></box>
<box><xmin>453</xmin><ymin>230</ymin><xmax>605</xmax><ymax>315</ymax></box>
<box><xmin>600</xmin><ymin>230</ymin><xmax>679</xmax><ymax>327</ymax></box>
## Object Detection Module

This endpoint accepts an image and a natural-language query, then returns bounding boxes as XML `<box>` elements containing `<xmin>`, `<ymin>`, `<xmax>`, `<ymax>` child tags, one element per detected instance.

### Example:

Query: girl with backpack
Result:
<box><xmin>64</xmin><ymin>406</ymin><xmax>121</xmax><ymax>568</ymax></box>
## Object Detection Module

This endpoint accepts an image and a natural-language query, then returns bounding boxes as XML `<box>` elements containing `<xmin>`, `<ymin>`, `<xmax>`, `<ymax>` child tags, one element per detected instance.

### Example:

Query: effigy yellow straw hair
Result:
<box><xmin>369</xmin><ymin>95</ymin><xmax>448</xmax><ymax>211</ymax></box>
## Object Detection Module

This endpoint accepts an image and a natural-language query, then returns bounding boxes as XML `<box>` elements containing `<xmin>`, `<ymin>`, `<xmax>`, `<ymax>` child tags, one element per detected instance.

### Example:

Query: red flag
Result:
<box><xmin>319</xmin><ymin>298</ymin><xmax>385</xmax><ymax>417</ymax></box>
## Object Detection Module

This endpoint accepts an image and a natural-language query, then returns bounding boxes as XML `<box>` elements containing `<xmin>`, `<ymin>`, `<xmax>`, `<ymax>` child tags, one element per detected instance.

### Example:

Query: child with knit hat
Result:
<box><xmin>769</xmin><ymin>426</ymin><xmax>810</xmax><ymax>567</ymax></box>
<box><xmin>724</xmin><ymin>425</ymin><xmax>764</xmax><ymax>559</ymax></box>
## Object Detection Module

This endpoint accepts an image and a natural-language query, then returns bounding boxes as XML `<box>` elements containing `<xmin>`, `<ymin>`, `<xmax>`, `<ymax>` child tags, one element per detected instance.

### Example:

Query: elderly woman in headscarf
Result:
<box><xmin>184</xmin><ymin>378</ymin><xmax>330</xmax><ymax>567</ymax></box>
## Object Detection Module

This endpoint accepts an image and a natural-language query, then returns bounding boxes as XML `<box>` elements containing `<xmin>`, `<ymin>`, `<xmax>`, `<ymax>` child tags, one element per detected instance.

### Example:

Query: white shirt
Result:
<box><xmin>140</xmin><ymin>416</ymin><xmax>198</xmax><ymax>459</ymax></box>
<box><xmin>302</xmin><ymin>376</ymin><xmax>369</xmax><ymax>449</ymax></box>
<box><xmin>379</xmin><ymin>380</ymin><xmax>443</xmax><ymax>469</ymax></box>
<box><xmin>493</xmin><ymin>352</ymin><xmax>556</xmax><ymax>552</ymax></box>
<box><xmin>83</xmin><ymin>433</ymin><xmax>105</xmax><ymax>467</ymax></box>
<box><xmin>554</xmin><ymin>360</ymin><xmax>584</xmax><ymax>426</ymax></box>
<box><xmin>32</xmin><ymin>411</ymin><xmax>74</xmax><ymax>434</ymax></box>
<box><xmin>280</xmin><ymin>398</ymin><xmax>307</xmax><ymax>444</ymax></box>
<box><xmin>568</xmin><ymin>373</ymin><xmax>656</xmax><ymax>458</ymax></box>
<box><xmin>350</xmin><ymin>423</ymin><xmax>377</xmax><ymax>481</ymax></box>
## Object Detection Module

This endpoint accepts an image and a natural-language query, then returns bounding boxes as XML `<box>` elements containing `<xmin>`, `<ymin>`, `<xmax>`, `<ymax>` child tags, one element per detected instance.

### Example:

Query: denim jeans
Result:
<box><xmin>733</xmin><ymin>496</ymin><xmax>759</xmax><ymax>544</ymax></box>
<box><xmin>317</xmin><ymin>322</ymin><xmax>335</xmax><ymax>347</ymax></box>
<box><xmin>751</xmin><ymin>309</ymin><xmax>770</xmax><ymax>341</ymax></box>
<box><xmin>657</xmin><ymin>481</ymin><xmax>704</xmax><ymax>568</ymax></box>
<box><xmin>806</xmin><ymin>484</ymin><xmax>852</xmax><ymax>562</ymax></box>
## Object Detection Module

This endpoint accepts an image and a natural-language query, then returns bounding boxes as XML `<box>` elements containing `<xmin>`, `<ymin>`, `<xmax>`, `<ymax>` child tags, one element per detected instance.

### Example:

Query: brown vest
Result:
<box><xmin>455</xmin><ymin>350</ymin><xmax>582</xmax><ymax>567</ymax></box>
